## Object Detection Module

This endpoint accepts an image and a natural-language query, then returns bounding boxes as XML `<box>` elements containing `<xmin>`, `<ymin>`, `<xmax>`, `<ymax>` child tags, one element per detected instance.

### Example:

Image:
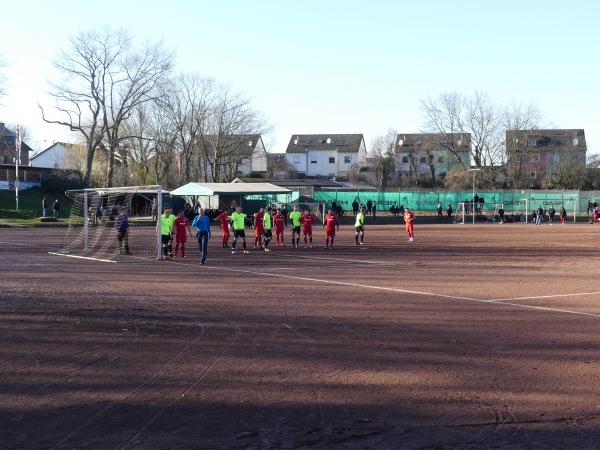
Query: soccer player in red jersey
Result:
<box><xmin>216</xmin><ymin>209</ymin><xmax>231</xmax><ymax>248</ymax></box>
<box><xmin>174</xmin><ymin>209</ymin><xmax>193</xmax><ymax>257</ymax></box>
<box><xmin>404</xmin><ymin>207</ymin><xmax>415</xmax><ymax>242</ymax></box>
<box><xmin>301</xmin><ymin>209</ymin><xmax>317</xmax><ymax>248</ymax></box>
<box><xmin>253</xmin><ymin>207</ymin><xmax>265</xmax><ymax>249</ymax></box>
<box><xmin>323</xmin><ymin>209</ymin><xmax>339</xmax><ymax>249</ymax></box>
<box><xmin>273</xmin><ymin>208</ymin><xmax>286</xmax><ymax>246</ymax></box>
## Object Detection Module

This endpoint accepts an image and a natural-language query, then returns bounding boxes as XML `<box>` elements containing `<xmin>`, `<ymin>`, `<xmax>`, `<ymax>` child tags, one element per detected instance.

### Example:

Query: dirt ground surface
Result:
<box><xmin>2</xmin><ymin>221</ymin><xmax>600</xmax><ymax>449</ymax></box>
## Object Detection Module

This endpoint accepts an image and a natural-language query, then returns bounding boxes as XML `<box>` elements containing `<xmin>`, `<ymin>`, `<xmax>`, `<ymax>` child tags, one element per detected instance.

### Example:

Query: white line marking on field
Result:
<box><xmin>488</xmin><ymin>291</ymin><xmax>600</xmax><ymax>302</ymax></box>
<box><xmin>172</xmin><ymin>260</ymin><xmax>600</xmax><ymax>319</ymax></box>
<box><xmin>47</xmin><ymin>252</ymin><xmax>117</xmax><ymax>263</ymax></box>
<box><xmin>0</xmin><ymin>240</ymin><xmax>30</xmax><ymax>246</ymax></box>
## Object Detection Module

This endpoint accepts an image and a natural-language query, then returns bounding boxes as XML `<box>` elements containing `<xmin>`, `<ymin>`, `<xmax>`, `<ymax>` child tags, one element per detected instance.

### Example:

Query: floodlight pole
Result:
<box><xmin>468</xmin><ymin>168</ymin><xmax>481</xmax><ymax>224</ymax></box>
<box><xmin>15</xmin><ymin>124</ymin><xmax>21</xmax><ymax>210</ymax></box>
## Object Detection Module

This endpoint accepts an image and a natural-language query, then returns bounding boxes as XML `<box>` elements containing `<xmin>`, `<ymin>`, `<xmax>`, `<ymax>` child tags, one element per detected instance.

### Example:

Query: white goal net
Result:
<box><xmin>52</xmin><ymin>185</ymin><xmax>163</xmax><ymax>262</ymax></box>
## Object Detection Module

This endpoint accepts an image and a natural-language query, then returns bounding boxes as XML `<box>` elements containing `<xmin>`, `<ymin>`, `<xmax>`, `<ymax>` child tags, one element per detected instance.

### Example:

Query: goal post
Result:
<box><xmin>52</xmin><ymin>185</ymin><xmax>164</xmax><ymax>262</ymax></box>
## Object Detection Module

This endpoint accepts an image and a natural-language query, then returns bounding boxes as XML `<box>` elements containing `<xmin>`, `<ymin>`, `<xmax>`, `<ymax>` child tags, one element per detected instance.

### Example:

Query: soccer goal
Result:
<box><xmin>51</xmin><ymin>185</ymin><xmax>164</xmax><ymax>262</ymax></box>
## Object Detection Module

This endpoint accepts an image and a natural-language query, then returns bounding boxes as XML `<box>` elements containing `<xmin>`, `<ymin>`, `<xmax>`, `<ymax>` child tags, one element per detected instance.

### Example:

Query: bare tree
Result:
<box><xmin>40</xmin><ymin>26</ymin><xmax>174</xmax><ymax>187</ymax></box>
<box><xmin>503</xmin><ymin>101</ymin><xmax>545</xmax><ymax>188</ymax></box>
<box><xmin>421</xmin><ymin>91</ymin><xmax>546</xmax><ymax>188</ymax></box>
<box><xmin>195</xmin><ymin>86</ymin><xmax>272</xmax><ymax>182</ymax></box>
<box><xmin>159</xmin><ymin>73</ymin><xmax>217</xmax><ymax>184</ymax></box>
<box><xmin>369</xmin><ymin>129</ymin><xmax>397</xmax><ymax>190</ymax></box>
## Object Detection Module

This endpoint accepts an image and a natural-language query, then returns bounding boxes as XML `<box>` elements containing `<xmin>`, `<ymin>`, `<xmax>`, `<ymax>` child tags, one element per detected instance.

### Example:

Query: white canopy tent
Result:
<box><xmin>169</xmin><ymin>182</ymin><xmax>292</xmax><ymax>211</ymax></box>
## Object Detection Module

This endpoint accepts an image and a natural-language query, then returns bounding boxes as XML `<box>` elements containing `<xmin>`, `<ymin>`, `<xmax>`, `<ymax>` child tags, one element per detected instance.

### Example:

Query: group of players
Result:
<box><xmin>160</xmin><ymin>203</ymin><xmax>416</xmax><ymax>263</ymax></box>
<box><xmin>216</xmin><ymin>204</ymin><xmax>340</xmax><ymax>253</ymax></box>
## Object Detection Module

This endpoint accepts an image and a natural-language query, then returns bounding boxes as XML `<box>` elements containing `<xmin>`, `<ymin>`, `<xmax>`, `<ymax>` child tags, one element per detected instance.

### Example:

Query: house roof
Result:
<box><xmin>197</xmin><ymin>134</ymin><xmax>263</xmax><ymax>157</ymax></box>
<box><xmin>0</xmin><ymin>123</ymin><xmax>34</xmax><ymax>152</ymax></box>
<box><xmin>506</xmin><ymin>129</ymin><xmax>586</xmax><ymax>148</ymax></box>
<box><xmin>257</xmin><ymin>178</ymin><xmax>377</xmax><ymax>191</ymax></box>
<box><xmin>285</xmin><ymin>134</ymin><xmax>364</xmax><ymax>154</ymax></box>
<box><xmin>31</xmin><ymin>142</ymin><xmax>85</xmax><ymax>160</ymax></box>
<box><xmin>170</xmin><ymin>182</ymin><xmax>291</xmax><ymax>196</ymax></box>
<box><xmin>395</xmin><ymin>133</ymin><xmax>471</xmax><ymax>152</ymax></box>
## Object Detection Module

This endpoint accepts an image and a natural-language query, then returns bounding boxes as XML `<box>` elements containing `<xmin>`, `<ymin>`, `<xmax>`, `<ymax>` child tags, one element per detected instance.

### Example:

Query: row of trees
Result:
<box><xmin>38</xmin><ymin>26</ymin><xmax>270</xmax><ymax>188</ymax></box>
<box><xmin>367</xmin><ymin>92</ymin><xmax>600</xmax><ymax>190</ymax></box>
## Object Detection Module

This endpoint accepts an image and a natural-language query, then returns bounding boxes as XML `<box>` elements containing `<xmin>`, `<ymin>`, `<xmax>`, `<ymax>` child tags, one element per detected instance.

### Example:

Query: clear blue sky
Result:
<box><xmin>1</xmin><ymin>0</ymin><xmax>598</xmax><ymax>156</ymax></box>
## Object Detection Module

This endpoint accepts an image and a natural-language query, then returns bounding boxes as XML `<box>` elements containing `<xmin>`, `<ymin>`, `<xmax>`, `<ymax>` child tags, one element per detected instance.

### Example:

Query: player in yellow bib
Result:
<box><xmin>230</xmin><ymin>207</ymin><xmax>250</xmax><ymax>254</ymax></box>
<box><xmin>158</xmin><ymin>207</ymin><xmax>175</xmax><ymax>259</ymax></box>
<box><xmin>355</xmin><ymin>207</ymin><xmax>366</xmax><ymax>245</ymax></box>
<box><xmin>289</xmin><ymin>205</ymin><xmax>302</xmax><ymax>248</ymax></box>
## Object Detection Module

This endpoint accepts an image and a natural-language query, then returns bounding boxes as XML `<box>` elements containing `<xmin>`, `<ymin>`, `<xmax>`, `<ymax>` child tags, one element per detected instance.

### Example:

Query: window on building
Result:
<box><xmin>515</xmin><ymin>154</ymin><xmax>522</xmax><ymax>162</ymax></box>
<box><xmin>527</xmin><ymin>139</ymin><xmax>537</xmax><ymax>147</ymax></box>
<box><xmin>344</xmin><ymin>156</ymin><xmax>351</xmax><ymax>164</ymax></box>
<box><xmin>310</xmin><ymin>159</ymin><xmax>318</xmax><ymax>164</ymax></box>
<box><xmin>329</xmin><ymin>157</ymin><xmax>335</xmax><ymax>164</ymax></box>
<box><xmin>293</xmin><ymin>156</ymin><xmax>300</xmax><ymax>164</ymax></box>
<box><xmin>531</xmin><ymin>154</ymin><xmax>540</xmax><ymax>163</ymax></box>
<box><xmin>416</xmin><ymin>138</ymin><xmax>423</xmax><ymax>145</ymax></box>
<box><xmin>402</xmin><ymin>156</ymin><xmax>409</xmax><ymax>164</ymax></box>
<box><xmin>530</xmin><ymin>171</ymin><xmax>537</xmax><ymax>179</ymax></box>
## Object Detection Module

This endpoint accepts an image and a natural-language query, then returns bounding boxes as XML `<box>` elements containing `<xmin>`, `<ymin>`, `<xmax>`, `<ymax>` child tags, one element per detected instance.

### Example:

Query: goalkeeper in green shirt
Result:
<box><xmin>230</xmin><ymin>207</ymin><xmax>250</xmax><ymax>254</ymax></box>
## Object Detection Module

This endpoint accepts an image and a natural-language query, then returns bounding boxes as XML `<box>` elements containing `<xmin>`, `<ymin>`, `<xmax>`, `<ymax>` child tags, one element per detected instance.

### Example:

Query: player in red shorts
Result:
<box><xmin>404</xmin><ymin>207</ymin><xmax>415</xmax><ymax>242</ymax></box>
<box><xmin>174</xmin><ymin>209</ymin><xmax>193</xmax><ymax>257</ymax></box>
<box><xmin>323</xmin><ymin>209</ymin><xmax>338</xmax><ymax>249</ymax></box>
<box><xmin>253</xmin><ymin>207</ymin><xmax>265</xmax><ymax>249</ymax></box>
<box><xmin>273</xmin><ymin>208</ymin><xmax>286</xmax><ymax>246</ymax></box>
<box><xmin>301</xmin><ymin>208</ymin><xmax>317</xmax><ymax>248</ymax></box>
<box><xmin>216</xmin><ymin>209</ymin><xmax>231</xmax><ymax>248</ymax></box>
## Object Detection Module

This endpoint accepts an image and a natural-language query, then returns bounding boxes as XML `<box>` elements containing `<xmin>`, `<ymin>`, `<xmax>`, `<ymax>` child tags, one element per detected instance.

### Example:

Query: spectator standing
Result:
<box><xmin>192</xmin><ymin>208</ymin><xmax>211</xmax><ymax>265</ymax></box>
<box><xmin>587</xmin><ymin>200</ymin><xmax>593</xmax><ymax>215</ymax></box>
<box><xmin>42</xmin><ymin>197</ymin><xmax>48</xmax><ymax>217</ymax></box>
<box><xmin>151</xmin><ymin>198</ymin><xmax>157</xmax><ymax>221</ymax></box>
<box><xmin>446</xmin><ymin>204</ymin><xmax>453</xmax><ymax>221</ymax></box>
<box><xmin>437</xmin><ymin>203</ymin><xmax>443</xmax><ymax>220</ymax></box>
<box><xmin>352</xmin><ymin>198</ymin><xmax>359</xmax><ymax>216</ymax></box>
<box><xmin>548</xmin><ymin>206</ymin><xmax>556</xmax><ymax>225</ymax></box>
<box><xmin>53</xmin><ymin>199</ymin><xmax>61</xmax><ymax>219</ymax></box>
<box><xmin>173</xmin><ymin>210</ymin><xmax>193</xmax><ymax>257</ymax></box>
<box><xmin>498</xmin><ymin>205</ymin><xmax>505</xmax><ymax>223</ymax></box>
<box><xmin>116</xmin><ymin>209</ymin><xmax>132</xmax><ymax>255</ymax></box>
<box><xmin>371</xmin><ymin>201</ymin><xmax>377</xmax><ymax>222</ymax></box>
<box><xmin>560</xmin><ymin>206</ymin><xmax>567</xmax><ymax>224</ymax></box>
<box><xmin>535</xmin><ymin>206</ymin><xmax>544</xmax><ymax>225</ymax></box>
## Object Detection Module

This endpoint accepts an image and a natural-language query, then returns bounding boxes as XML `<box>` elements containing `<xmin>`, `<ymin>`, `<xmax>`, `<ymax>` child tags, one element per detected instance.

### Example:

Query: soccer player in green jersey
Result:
<box><xmin>289</xmin><ymin>204</ymin><xmax>302</xmax><ymax>248</ymax></box>
<box><xmin>355</xmin><ymin>206</ymin><xmax>366</xmax><ymax>245</ymax></box>
<box><xmin>158</xmin><ymin>207</ymin><xmax>175</xmax><ymax>259</ymax></box>
<box><xmin>263</xmin><ymin>208</ymin><xmax>273</xmax><ymax>251</ymax></box>
<box><xmin>230</xmin><ymin>207</ymin><xmax>250</xmax><ymax>254</ymax></box>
